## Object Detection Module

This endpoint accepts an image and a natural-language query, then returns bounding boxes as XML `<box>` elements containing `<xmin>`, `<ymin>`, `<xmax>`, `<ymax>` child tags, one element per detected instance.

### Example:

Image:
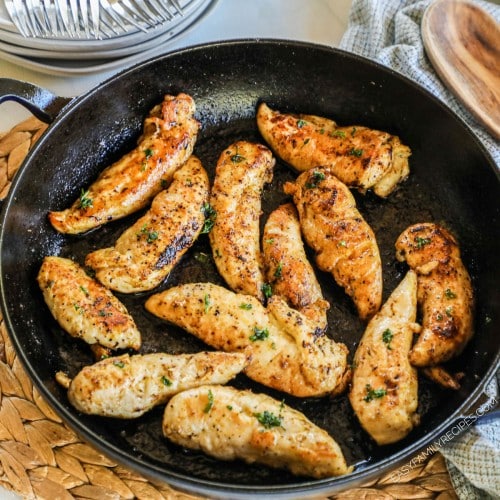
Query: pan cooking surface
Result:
<box><xmin>0</xmin><ymin>41</ymin><xmax>498</xmax><ymax>495</ymax></box>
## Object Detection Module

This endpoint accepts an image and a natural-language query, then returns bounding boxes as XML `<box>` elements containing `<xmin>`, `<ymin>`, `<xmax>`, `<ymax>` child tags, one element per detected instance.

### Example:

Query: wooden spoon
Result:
<box><xmin>422</xmin><ymin>0</ymin><xmax>500</xmax><ymax>139</ymax></box>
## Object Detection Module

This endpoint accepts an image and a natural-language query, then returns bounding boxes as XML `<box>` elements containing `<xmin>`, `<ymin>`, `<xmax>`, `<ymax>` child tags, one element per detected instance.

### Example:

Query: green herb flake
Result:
<box><xmin>305</xmin><ymin>170</ymin><xmax>326</xmax><ymax>189</ymax></box>
<box><xmin>144</xmin><ymin>148</ymin><xmax>154</xmax><ymax>159</ymax></box>
<box><xmin>239</xmin><ymin>303</ymin><xmax>253</xmax><ymax>310</ymax></box>
<box><xmin>445</xmin><ymin>289</ymin><xmax>457</xmax><ymax>299</ymax></box>
<box><xmin>201</xmin><ymin>202</ymin><xmax>217</xmax><ymax>234</ymax></box>
<box><xmin>230</xmin><ymin>153</ymin><xmax>246</xmax><ymax>163</ymax></box>
<box><xmin>204</xmin><ymin>389</ymin><xmax>214</xmax><ymax>413</ymax></box>
<box><xmin>113</xmin><ymin>361</ymin><xmax>125</xmax><ymax>369</ymax></box>
<box><xmin>382</xmin><ymin>328</ymin><xmax>393</xmax><ymax>350</ymax></box>
<box><xmin>415</xmin><ymin>236</ymin><xmax>432</xmax><ymax>249</ymax></box>
<box><xmin>349</xmin><ymin>148</ymin><xmax>364</xmax><ymax>157</ymax></box>
<box><xmin>78</xmin><ymin>189</ymin><xmax>93</xmax><ymax>210</ymax></box>
<box><xmin>331</xmin><ymin>130</ymin><xmax>346</xmax><ymax>138</ymax></box>
<box><xmin>351</xmin><ymin>127</ymin><xmax>357</xmax><ymax>136</ymax></box>
<box><xmin>261</xmin><ymin>283</ymin><xmax>273</xmax><ymax>299</ymax></box>
<box><xmin>226</xmin><ymin>405</ymin><xmax>233</xmax><ymax>411</ymax></box>
<box><xmin>137</xmin><ymin>224</ymin><xmax>159</xmax><ymax>244</ymax></box>
<box><xmin>79</xmin><ymin>285</ymin><xmax>89</xmax><ymax>297</ymax></box>
<box><xmin>161</xmin><ymin>376</ymin><xmax>172</xmax><ymax>386</ymax></box>
<box><xmin>204</xmin><ymin>294</ymin><xmax>212</xmax><ymax>314</ymax></box>
<box><xmin>296</xmin><ymin>119</ymin><xmax>307</xmax><ymax>128</ymax></box>
<box><xmin>338</xmin><ymin>240</ymin><xmax>347</xmax><ymax>247</ymax></box>
<box><xmin>302</xmin><ymin>138</ymin><xmax>310</xmax><ymax>146</ymax></box>
<box><xmin>445</xmin><ymin>306</ymin><xmax>453</xmax><ymax>317</ymax></box>
<box><xmin>254</xmin><ymin>410</ymin><xmax>282</xmax><ymax>429</ymax></box>
<box><xmin>265</xmin><ymin>238</ymin><xmax>275</xmax><ymax>245</ymax></box>
<box><xmin>364</xmin><ymin>384</ymin><xmax>387</xmax><ymax>402</ymax></box>
<box><xmin>274</xmin><ymin>262</ymin><xmax>283</xmax><ymax>279</ymax></box>
<box><xmin>249</xmin><ymin>326</ymin><xmax>270</xmax><ymax>342</ymax></box>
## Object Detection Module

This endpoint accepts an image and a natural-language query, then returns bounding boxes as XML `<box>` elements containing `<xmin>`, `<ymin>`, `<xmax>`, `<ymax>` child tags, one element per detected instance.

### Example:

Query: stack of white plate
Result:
<box><xmin>0</xmin><ymin>0</ymin><xmax>217</xmax><ymax>76</ymax></box>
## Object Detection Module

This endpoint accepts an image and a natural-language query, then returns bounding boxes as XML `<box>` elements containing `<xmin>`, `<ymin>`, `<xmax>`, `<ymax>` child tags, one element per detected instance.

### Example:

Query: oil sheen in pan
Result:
<box><xmin>51</xmin><ymin>118</ymin><xmax>460</xmax><ymax>485</ymax></box>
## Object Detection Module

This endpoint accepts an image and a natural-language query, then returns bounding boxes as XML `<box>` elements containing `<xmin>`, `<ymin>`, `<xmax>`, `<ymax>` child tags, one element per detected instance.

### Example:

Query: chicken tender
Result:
<box><xmin>162</xmin><ymin>385</ymin><xmax>352</xmax><ymax>478</ymax></box>
<box><xmin>49</xmin><ymin>93</ymin><xmax>199</xmax><ymax>234</ymax></box>
<box><xmin>395</xmin><ymin>223</ymin><xmax>474</xmax><ymax>367</ymax></box>
<box><xmin>66</xmin><ymin>351</ymin><xmax>247</xmax><ymax>419</ymax></box>
<box><xmin>209</xmin><ymin>141</ymin><xmax>275</xmax><ymax>301</ymax></box>
<box><xmin>349</xmin><ymin>271</ymin><xmax>421</xmax><ymax>445</ymax></box>
<box><xmin>284</xmin><ymin>167</ymin><xmax>382</xmax><ymax>320</ymax></box>
<box><xmin>145</xmin><ymin>282</ymin><xmax>350</xmax><ymax>397</ymax></box>
<box><xmin>85</xmin><ymin>157</ymin><xmax>209</xmax><ymax>293</ymax></box>
<box><xmin>263</xmin><ymin>203</ymin><xmax>329</xmax><ymax>329</ymax></box>
<box><xmin>37</xmin><ymin>256</ymin><xmax>141</xmax><ymax>350</ymax></box>
<box><xmin>257</xmin><ymin>102</ymin><xmax>410</xmax><ymax>197</ymax></box>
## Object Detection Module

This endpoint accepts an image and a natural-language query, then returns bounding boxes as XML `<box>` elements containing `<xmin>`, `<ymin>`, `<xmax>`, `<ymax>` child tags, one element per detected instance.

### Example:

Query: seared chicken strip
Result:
<box><xmin>49</xmin><ymin>93</ymin><xmax>199</xmax><ymax>234</ymax></box>
<box><xmin>209</xmin><ymin>141</ymin><xmax>275</xmax><ymax>301</ymax></box>
<box><xmin>257</xmin><ymin>102</ymin><xmax>411</xmax><ymax>197</ymax></box>
<box><xmin>395</xmin><ymin>223</ymin><xmax>474</xmax><ymax>367</ymax></box>
<box><xmin>85</xmin><ymin>157</ymin><xmax>209</xmax><ymax>293</ymax></box>
<box><xmin>263</xmin><ymin>203</ymin><xmax>329</xmax><ymax>329</ymax></box>
<box><xmin>65</xmin><ymin>351</ymin><xmax>247</xmax><ymax>419</ymax></box>
<box><xmin>37</xmin><ymin>256</ymin><xmax>141</xmax><ymax>350</ymax></box>
<box><xmin>349</xmin><ymin>271</ymin><xmax>421</xmax><ymax>445</ymax></box>
<box><xmin>284</xmin><ymin>167</ymin><xmax>382</xmax><ymax>320</ymax></box>
<box><xmin>163</xmin><ymin>385</ymin><xmax>352</xmax><ymax>478</ymax></box>
<box><xmin>145</xmin><ymin>282</ymin><xmax>350</xmax><ymax>397</ymax></box>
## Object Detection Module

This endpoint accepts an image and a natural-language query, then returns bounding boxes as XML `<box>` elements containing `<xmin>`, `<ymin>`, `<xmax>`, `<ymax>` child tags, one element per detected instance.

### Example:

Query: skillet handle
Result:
<box><xmin>0</xmin><ymin>78</ymin><xmax>71</xmax><ymax>123</ymax></box>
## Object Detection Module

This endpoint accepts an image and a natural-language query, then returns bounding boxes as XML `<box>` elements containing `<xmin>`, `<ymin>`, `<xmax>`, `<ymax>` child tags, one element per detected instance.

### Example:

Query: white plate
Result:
<box><xmin>0</xmin><ymin>0</ymin><xmax>213</xmax><ymax>60</ymax></box>
<box><xmin>0</xmin><ymin>0</ymin><xmax>218</xmax><ymax>76</ymax></box>
<box><xmin>0</xmin><ymin>0</ymin><xmax>207</xmax><ymax>52</ymax></box>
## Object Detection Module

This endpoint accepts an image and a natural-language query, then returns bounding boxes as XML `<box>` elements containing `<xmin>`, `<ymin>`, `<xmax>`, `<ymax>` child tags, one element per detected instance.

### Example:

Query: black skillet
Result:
<box><xmin>0</xmin><ymin>40</ymin><xmax>499</xmax><ymax>499</ymax></box>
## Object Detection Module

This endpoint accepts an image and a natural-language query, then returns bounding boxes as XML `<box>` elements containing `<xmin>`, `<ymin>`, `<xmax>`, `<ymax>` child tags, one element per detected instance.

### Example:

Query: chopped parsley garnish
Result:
<box><xmin>249</xmin><ymin>326</ymin><xmax>270</xmax><ymax>342</ymax></box>
<box><xmin>331</xmin><ymin>130</ymin><xmax>346</xmax><ymax>138</ymax></box>
<box><xmin>113</xmin><ymin>361</ymin><xmax>125</xmax><ymax>368</ymax></box>
<box><xmin>382</xmin><ymin>329</ymin><xmax>393</xmax><ymax>350</ymax></box>
<box><xmin>144</xmin><ymin>148</ymin><xmax>154</xmax><ymax>159</ymax></box>
<box><xmin>296</xmin><ymin>119</ymin><xmax>307</xmax><ymax>128</ymax></box>
<box><xmin>161</xmin><ymin>376</ymin><xmax>172</xmax><ymax>386</ymax></box>
<box><xmin>338</xmin><ymin>240</ymin><xmax>347</xmax><ymax>247</ymax></box>
<box><xmin>230</xmin><ymin>153</ymin><xmax>246</xmax><ymax>163</ymax></box>
<box><xmin>351</xmin><ymin>127</ymin><xmax>357</xmax><ymax>136</ymax></box>
<box><xmin>239</xmin><ymin>303</ymin><xmax>253</xmax><ymax>310</ymax></box>
<box><xmin>364</xmin><ymin>384</ymin><xmax>387</xmax><ymax>402</ymax></box>
<box><xmin>226</xmin><ymin>405</ymin><xmax>233</xmax><ymax>411</ymax></box>
<box><xmin>137</xmin><ymin>225</ymin><xmax>158</xmax><ymax>243</ymax></box>
<box><xmin>305</xmin><ymin>170</ymin><xmax>326</xmax><ymax>189</ymax></box>
<box><xmin>79</xmin><ymin>285</ymin><xmax>89</xmax><ymax>297</ymax></box>
<box><xmin>78</xmin><ymin>189</ymin><xmax>93</xmax><ymax>210</ymax></box>
<box><xmin>274</xmin><ymin>262</ymin><xmax>283</xmax><ymax>279</ymax></box>
<box><xmin>349</xmin><ymin>148</ymin><xmax>364</xmax><ymax>157</ymax></box>
<box><xmin>445</xmin><ymin>306</ymin><xmax>453</xmax><ymax>317</ymax></box>
<box><xmin>254</xmin><ymin>401</ymin><xmax>284</xmax><ymax>429</ymax></box>
<box><xmin>204</xmin><ymin>389</ymin><xmax>214</xmax><ymax>413</ymax></box>
<box><xmin>203</xmin><ymin>294</ymin><xmax>212</xmax><ymax>313</ymax></box>
<box><xmin>445</xmin><ymin>289</ymin><xmax>457</xmax><ymax>299</ymax></box>
<box><xmin>261</xmin><ymin>283</ymin><xmax>273</xmax><ymax>299</ymax></box>
<box><xmin>415</xmin><ymin>236</ymin><xmax>432</xmax><ymax>249</ymax></box>
<box><xmin>201</xmin><ymin>202</ymin><xmax>217</xmax><ymax>234</ymax></box>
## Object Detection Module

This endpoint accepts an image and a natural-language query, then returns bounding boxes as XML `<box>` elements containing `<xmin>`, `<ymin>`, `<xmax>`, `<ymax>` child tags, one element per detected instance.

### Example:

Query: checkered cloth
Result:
<box><xmin>339</xmin><ymin>1</ymin><xmax>499</xmax><ymax>498</ymax></box>
<box><xmin>339</xmin><ymin>0</ymin><xmax>499</xmax><ymax>166</ymax></box>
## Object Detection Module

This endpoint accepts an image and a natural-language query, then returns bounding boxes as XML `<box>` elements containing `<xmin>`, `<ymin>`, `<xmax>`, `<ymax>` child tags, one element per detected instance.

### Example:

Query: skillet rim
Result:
<box><xmin>0</xmin><ymin>39</ymin><xmax>498</xmax><ymax>498</ymax></box>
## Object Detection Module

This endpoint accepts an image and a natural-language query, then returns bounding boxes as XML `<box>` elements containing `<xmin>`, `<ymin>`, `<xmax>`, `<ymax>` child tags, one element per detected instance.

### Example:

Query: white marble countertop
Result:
<box><xmin>0</xmin><ymin>1</ymin><xmax>352</xmax><ymax>499</ymax></box>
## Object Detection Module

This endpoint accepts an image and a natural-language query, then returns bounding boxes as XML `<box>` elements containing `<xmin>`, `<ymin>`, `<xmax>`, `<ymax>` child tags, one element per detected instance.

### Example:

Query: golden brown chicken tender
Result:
<box><xmin>257</xmin><ymin>102</ymin><xmax>410</xmax><ymax>197</ymax></box>
<box><xmin>284</xmin><ymin>167</ymin><xmax>382</xmax><ymax>320</ymax></box>
<box><xmin>395</xmin><ymin>223</ymin><xmax>474</xmax><ymax>367</ymax></box>
<box><xmin>49</xmin><ymin>93</ymin><xmax>199</xmax><ymax>234</ymax></box>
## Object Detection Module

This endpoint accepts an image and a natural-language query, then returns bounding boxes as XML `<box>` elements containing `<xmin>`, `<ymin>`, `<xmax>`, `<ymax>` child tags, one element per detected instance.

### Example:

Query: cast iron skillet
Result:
<box><xmin>0</xmin><ymin>40</ymin><xmax>499</xmax><ymax>499</ymax></box>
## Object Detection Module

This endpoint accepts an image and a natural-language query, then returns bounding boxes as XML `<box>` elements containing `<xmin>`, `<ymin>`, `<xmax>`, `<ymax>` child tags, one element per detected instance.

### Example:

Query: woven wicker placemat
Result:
<box><xmin>0</xmin><ymin>118</ymin><xmax>459</xmax><ymax>500</ymax></box>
